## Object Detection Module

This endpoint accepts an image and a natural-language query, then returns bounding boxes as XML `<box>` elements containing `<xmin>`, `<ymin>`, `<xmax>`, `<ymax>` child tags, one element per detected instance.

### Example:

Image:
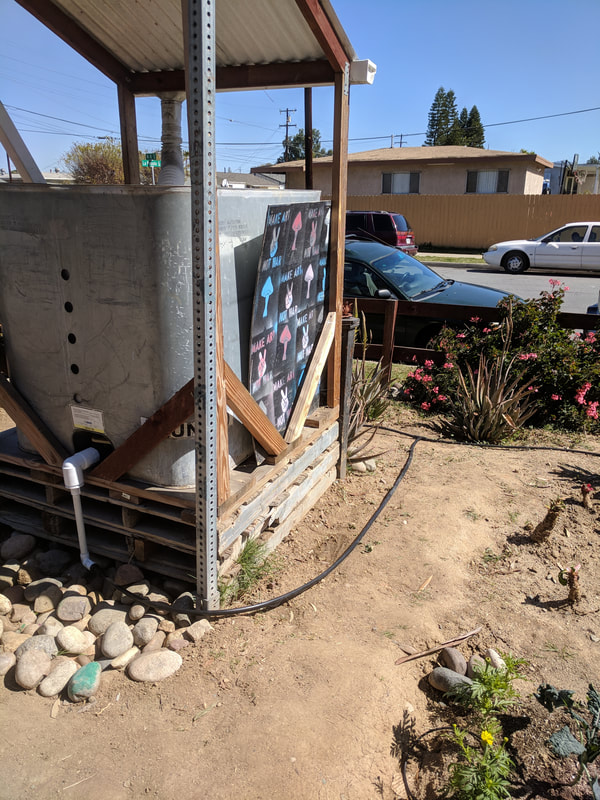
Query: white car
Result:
<box><xmin>483</xmin><ymin>222</ymin><xmax>600</xmax><ymax>273</ymax></box>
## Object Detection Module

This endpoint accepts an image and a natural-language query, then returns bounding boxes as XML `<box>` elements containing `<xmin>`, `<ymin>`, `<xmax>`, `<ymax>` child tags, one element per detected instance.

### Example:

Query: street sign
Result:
<box><xmin>145</xmin><ymin>152</ymin><xmax>157</xmax><ymax>160</ymax></box>
<box><xmin>142</xmin><ymin>159</ymin><xmax>161</xmax><ymax>167</ymax></box>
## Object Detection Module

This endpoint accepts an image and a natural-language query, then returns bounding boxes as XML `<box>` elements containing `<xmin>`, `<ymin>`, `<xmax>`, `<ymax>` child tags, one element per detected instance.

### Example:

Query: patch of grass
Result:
<box><xmin>540</xmin><ymin>642</ymin><xmax>575</xmax><ymax>661</ymax></box>
<box><xmin>219</xmin><ymin>538</ymin><xmax>280</xmax><ymax>607</ymax></box>
<box><xmin>465</xmin><ymin>507</ymin><xmax>482</xmax><ymax>521</ymax></box>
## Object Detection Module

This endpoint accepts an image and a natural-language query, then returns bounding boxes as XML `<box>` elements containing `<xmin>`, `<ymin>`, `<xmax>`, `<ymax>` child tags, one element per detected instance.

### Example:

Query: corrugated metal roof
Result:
<box><xmin>47</xmin><ymin>0</ymin><xmax>355</xmax><ymax>75</ymax></box>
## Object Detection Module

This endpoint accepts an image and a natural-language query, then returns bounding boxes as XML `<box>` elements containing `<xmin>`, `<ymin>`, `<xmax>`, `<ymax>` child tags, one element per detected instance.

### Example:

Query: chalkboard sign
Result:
<box><xmin>249</xmin><ymin>202</ymin><xmax>330</xmax><ymax>433</ymax></box>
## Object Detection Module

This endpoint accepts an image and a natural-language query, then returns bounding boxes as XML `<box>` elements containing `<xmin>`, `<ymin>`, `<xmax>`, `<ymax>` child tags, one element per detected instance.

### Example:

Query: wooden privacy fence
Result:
<box><xmin>343</xmin><ymin>194</ymin><xmax>600</xmax><ymax>250</ymax></box>
<box><xmin>352</xmin><ymin>298</ymin><xmax>600</xmax><ymax>375</ymax></box>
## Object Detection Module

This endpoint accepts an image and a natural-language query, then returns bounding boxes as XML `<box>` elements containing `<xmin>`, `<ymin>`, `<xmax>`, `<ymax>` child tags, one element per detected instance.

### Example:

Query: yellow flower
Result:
<box><xmin>481</xmin><ymin>730</ymin><xmax>494</xmax><ymax>747</ymax></box>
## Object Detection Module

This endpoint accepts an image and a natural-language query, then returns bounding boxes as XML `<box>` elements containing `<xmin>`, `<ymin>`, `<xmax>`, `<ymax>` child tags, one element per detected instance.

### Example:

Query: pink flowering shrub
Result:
<box><xmin>400</xmin><ymin>281</ymin><xmax>600</xmax><ymax>432</ymax></box>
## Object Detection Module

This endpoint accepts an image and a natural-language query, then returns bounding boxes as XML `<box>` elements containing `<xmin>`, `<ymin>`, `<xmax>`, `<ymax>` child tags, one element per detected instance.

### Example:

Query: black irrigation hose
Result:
<box><xmin>106</xmin><ymin>437</ymin><xmax>423</xmax><ymax>618</ymax></box>
<box><xmin>372</xmin><ymin>423</ymin><xmax>600</xmax><ymax>458</ymax></box>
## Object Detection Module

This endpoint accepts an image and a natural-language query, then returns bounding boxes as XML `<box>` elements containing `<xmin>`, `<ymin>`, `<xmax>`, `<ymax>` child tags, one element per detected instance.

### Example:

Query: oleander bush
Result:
<box><xmin>401</xmin><ymin>281</ymin><xmax>600</xmax><ymax>435</ymax></box>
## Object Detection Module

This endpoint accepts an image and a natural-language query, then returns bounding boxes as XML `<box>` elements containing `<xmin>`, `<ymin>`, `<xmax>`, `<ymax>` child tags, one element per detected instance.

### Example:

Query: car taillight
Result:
<box><xmin>396</xmin><ymin>232</ymin><xmax>410</xmax><ymax>245</ymax></box>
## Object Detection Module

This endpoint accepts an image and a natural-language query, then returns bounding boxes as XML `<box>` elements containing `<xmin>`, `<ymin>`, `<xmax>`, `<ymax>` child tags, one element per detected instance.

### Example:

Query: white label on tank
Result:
<box><xmin>71</xmin><ymin>406</ymin><xmax>105</xmax><ymax>433</ymax></box>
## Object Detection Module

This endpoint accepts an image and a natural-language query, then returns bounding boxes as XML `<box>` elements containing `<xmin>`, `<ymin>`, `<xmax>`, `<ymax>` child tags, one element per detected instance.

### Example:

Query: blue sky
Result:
<box><xmin>2</xmin><ymin>0</ymin><xmax>600</xmax><ymax>174</ymax></box>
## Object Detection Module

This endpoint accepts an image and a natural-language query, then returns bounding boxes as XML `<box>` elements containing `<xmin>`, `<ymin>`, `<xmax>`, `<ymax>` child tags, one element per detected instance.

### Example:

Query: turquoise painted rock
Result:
<box><xmin>67</xmin><ymin>660</ymin><xmax>101</xmax><ymax>702</ymax></box>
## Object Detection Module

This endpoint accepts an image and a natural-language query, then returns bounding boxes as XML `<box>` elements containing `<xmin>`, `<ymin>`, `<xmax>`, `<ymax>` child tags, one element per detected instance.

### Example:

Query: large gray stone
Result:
<box><xmin>132</xmin><ymin>616</ymin><xmax>159</xmax><ymax>647</ymax></box>
<box><xmin>15</xmin><ymin>648</ymin><xmax>52</xmax><ymax>689</ymax></box>
<box><xmin>101</xmin><ymin>620</ymin><xmax>134</xmax><ymax>658</ymax></box>
<box><xmin>186</xmin><ymin>619</ymin><xmax>213</xmax><ymax>643</ymax></box>
<box><xmin>37</xmin><ymin>617</ymin><xmax>64</xmax><ymax>637</ymax></box>
<box><xmin>56</xmin><ymin>594</ymin><xmax>92</xmax><ymax>623</ymax></box>
<box><xmin>428</xmin><ymin>666</ymin><xmax>473</xmax><ymax>695</ymax></box>
<box><xmin>38</xmin><ymin>659</ymin><xmax>79</xmax><ymax>697</ymax></box>
<box><xmin>127</xmin><ymin>649</ymin><xmax>182</xmax><ymax>682</ymax></box>
<box><xmin>56</xmin><ymin>625</ymin><xmax>91</xmax><ymax>655</ymax></box>
<box><xmin>88</xmin><ymin>607</ymin><xmax>129</xmax><ymax>636</ymax></box>
<box><xmin>0</xmin><ymin>592</ymin><xmax>12</xmax><ymax>615</ymax></box>
<box><xmin>0</xmin><ymin>651</ymin><xmax>16</xmax><ymax>676</ymax></box>
<box><xmin>24</xmin><ymin>577</ymin><xmax>63</xmax><ymax>603</ymax></box>
<box><xmin>439</xmin><ymin>647</ymin><xmax>467</xmax><ymax>676</ymax></box>
<box><xmin>15</xmin><ymin>634</ymin><xmax>58</xmax><ymax>660</ymax></box>
<box><xmin>1</xmin><ymin>533</ymin><xmax>36</xmax><ymax>561</ymax></box>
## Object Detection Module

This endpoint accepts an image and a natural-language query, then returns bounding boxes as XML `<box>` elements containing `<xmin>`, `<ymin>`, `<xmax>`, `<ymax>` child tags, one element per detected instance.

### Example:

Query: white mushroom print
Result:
<box><xmin>304</xmin><ymin>263</ymin><xmax>314</xmax><ymax>298</ymax></box>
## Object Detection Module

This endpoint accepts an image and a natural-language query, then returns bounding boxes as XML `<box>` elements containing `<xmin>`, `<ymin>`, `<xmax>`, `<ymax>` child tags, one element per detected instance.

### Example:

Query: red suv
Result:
<box><xmin>345</xmin><ymin>210</ymin><xmax>418</xmax><ymax>255</ymax></box>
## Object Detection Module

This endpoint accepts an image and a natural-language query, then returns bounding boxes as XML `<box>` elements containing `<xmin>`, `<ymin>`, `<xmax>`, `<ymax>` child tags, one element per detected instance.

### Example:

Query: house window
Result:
<box><xmin>466</xmin><ymin>169</ymin><xmax>509</xmax><ymax>194</ymax></box>
<box><xmin>382</xmin><ymin>172</ymin><xmax>420</xmax><ymax>194</ymax></box>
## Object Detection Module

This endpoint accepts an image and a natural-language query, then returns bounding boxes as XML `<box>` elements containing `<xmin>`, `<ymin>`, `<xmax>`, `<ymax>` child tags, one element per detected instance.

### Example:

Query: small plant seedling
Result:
<box><xmin>581</xmin><ymin>483</ymin><xmax>594</xmax><ymax>510</ymax></box>
<box><xmin>558</xmin><ymin>563</ymin><xmax>581</xmax><ymax>606</ymax></box>
<box><xmin>530</xmin><ymin>497</ymin><xmax>565</xmax><ymax>544</ymax></box>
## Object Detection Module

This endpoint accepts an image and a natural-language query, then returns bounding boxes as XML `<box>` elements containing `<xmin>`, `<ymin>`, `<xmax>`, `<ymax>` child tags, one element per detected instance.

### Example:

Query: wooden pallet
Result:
<box><xmin>0</xmin><ymin>415</ymin><xmax>339</xmax><ymax>583</ymax></box>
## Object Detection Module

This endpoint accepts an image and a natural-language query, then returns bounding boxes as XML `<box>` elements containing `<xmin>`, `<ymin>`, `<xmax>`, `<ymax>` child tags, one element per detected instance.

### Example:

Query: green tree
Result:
<box><xmin>466</xmin><ymin>105</ymin><xmax>485</xmax><ymax>148</ymax></box>
<box><xmin>277</xmin><ymin>128</ymin><xmax>332</xmax><ymax>163</ymax></box>
<box><xmin>62</xmin><ymin>138</ymin><xmax>155</xmax><ymax>184</ymax></box>
<box><xmin>425</xmin><ymin>87</ymin><xmax>452</xmax><ymax>146</ymax></box>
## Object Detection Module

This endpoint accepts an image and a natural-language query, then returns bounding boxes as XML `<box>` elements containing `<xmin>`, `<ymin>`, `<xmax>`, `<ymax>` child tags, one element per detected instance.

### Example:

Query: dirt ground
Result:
<box><xmin>1</xmin><ymin>404</ymin><xmax>599</xmax><ymax>800</ymax></box>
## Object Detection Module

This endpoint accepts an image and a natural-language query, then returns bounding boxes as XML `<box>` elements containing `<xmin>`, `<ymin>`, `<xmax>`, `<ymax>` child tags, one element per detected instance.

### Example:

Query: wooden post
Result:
<box><xmin>338</xmin><ymin>316</ymin><xmax>359</xmax><ymax>478</ymax></box>
<box><xmin>304</xmin><ymin>87</ymin><xmax>313</xmax><ymax>190</ymax></box>
<box><xmin>117</xmin><ymin>85</ymin><xmax>140</xmax><ymax>185</ymax></box>
<box><xmin>326</xmin><ymin>67</ymin><xmax>349</xmax><ymax>410</ymax></box>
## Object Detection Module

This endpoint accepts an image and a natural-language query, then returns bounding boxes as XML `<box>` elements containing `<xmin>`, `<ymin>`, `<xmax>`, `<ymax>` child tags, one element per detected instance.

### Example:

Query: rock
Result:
<box><xmin>0</xmin><ymin>650</ymin><xmax>16</xmax><ymax>676</ymax></box>
<box><xmin>428</xmin><ymin>666</ymin><xmax>473</xmax><ymax>694</ymax></box>
<box><xmin>352</xmin><ymin>460</ymin><xmax>367</xmax><ymax>473</ymax></box>
<box><xmin>128</xmin><ymin>603</ymin><xmax>146</xmax><ymax>621</ymax></box>
<box><xmin>37</xmin><ymin>617</ymin><xmax>64</xmax><ymax>637</ymax></box>
<box><xmin>1</xmin><ymin>631</ymin><xmax>30</xmax><ymax>653</ymax></box>
<box><xmin>15</xmin><ymin>648</ymin><xmax>52</xmax><ymax>689</ymax></box>
<box><xmin>76</xmin><ymin>654</ymin><xmax>92</xmax><ymax>667</ymax></box>
<box><xmin>111</xmin><ymin>646</ymin><xmax>140</xmax><ymax>670</ymax></box>
<box><xmin>1</xmin><ymin>532</ymin><xmax>36</xmax><ymax>561</ymax></box>
<box><xmin>56</xmin><ymin>625</ymin><xmax>90</xmax><ymax>655</ymax></box>
<box><xmin>172</xmin><ymin>592</ymin><xmax>195</xmax><ymax>627</ymax></box>
<box><xmin>2</xmin><ymin>583</ymin><xmax>25</xmax><ymax>604</ymax></box>
<box><xmin>127</xmin><ymin>649</ymin><xmax>182</xmax><ymax>682</ymax></box>
<box><xmin>142</xmin><ymin>630</ymin><xmax>166</xmax><ymax>653</ymax></box>
<box><xmin>485</xmin><ymin>648</ymin><xmax>506</xmax><ymax>671</ymax></box>
<box><xmin>70</xmin><ymin>615</ymin><xmax>91</xmax><ymax>632</ymax></box>
<box><xmin>0</xmin><ymin>561</ymin><xmax>19</xmax><ymax>590</ymax></box>
<box><xmin>38</xmin><ymin>660</ymin><xmax>79</xmax><ymax>697</ymax></box>
<box><xmin>24</xmin><ymin>577</ymin><xmax>63</xmax><ymax>603</ymax></box>
<box><xmin>185</xmin><ymin>619</ymin><xmax>213</xmax><ymax>643</ymax></box>
<box><xmin>146</xmin><ymin>591</ymin><xmax>171</xmax><ymax>616</ymax></box>
<box><xmin>440</xmin><ymin>647</ymin><xmax>467</xmax><ymax>675</ymax></box>
<box><xmin>167</xmin><ymin>638</ymin><xmax>189</xmax><ymax>652</ymax></box>
<box><xmin>88</xmin><ymin>607</ymin><xmax>128</xmax><ymax>636</ymax></box>
<box><xmin>166</xmin><ymin>629</ymin><xmax>188</xmax><ymax>645</ymax></box>
<box><xmin>118</xmin><ymin>581</ymin><xmax>150</xmax><ymax>605</ymax></box>
<box><xmin>15</xmin><ymin>634</ymin><xmax>58</xmax><ymax>660</ymax></box>
<box><xmin>101</xmin><ymin>621</ymin><xmax>134</xmax><ymax>658</ymax></box>
<box><xmin>56</xmin><ymin>594</ymin><xmax>92</xmax><ymax>623</ymax></box>
<box><xmin>132</xmin><ymin>616</ymin><xmax>159</xmax><ymax>647</ymax></box>
<box><xmin>0</xmin><ymin>592</ymin><xmax>12</xmax><ymax>615</ymax></box>
<box><xmin>0</xmin><ymin>617</ymin><xmax>3</xmax><ymax>638</ymax></box>
<box><xmin>17</xmin><ymin>563</ymin><xmax>42</xmax><ymax>585</ymax></box>
<box><xmin>158</xmin><ymin>618</ymin><xmax>176</xmax><ymax>634</ymax></box>
<box><xmin>467</xmin><ymin>654</ymin><xmax>487</xmax><ymax>678</ymax></box>
<box><xmin>63</xmin><ymin>584</ymin><xmax>89</xmax><ymax>597</ymax></box>
<box><xmin>33</xmin><ymin>585</ymin><xmax>64</xmax><ymax>614</ymax></box>
<box><xmin>10</xmin><ymin>603</ymin><xmax>33</xmax><ymax>623</ymax></box>
<box><xmin>22</xmin><ymin>623</ymin><xmax>40</xmax><ymax>636</ymax></box>
<box><xmin>67</xmin><ymin>661</ymin><xmax>102</xmax><ymax>701</ymax></box>
<box><xmin>35</xmin><ymin>549</ymin><xmax>72</xmax><ymax>576</ymax></box>
<box><xmin>114</xmin><ymin>563</ymin><xmax>145</xmax><ymax>586</ymax></box>
<box><xmin>364</xmin><ymin>459</ymin><xmax>377</xmax><ymax>472</ymax></box>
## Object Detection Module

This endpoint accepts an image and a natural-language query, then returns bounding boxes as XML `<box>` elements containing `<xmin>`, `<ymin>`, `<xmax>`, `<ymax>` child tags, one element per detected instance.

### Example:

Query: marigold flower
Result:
<box><xmin>481</xmin><ymin>730</ymin><xmax>494</xmax><ymax>747</ymax></box>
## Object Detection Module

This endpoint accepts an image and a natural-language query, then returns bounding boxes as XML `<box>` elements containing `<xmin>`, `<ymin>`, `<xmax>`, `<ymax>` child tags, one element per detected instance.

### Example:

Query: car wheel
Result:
<box><xmin>501</xmin><ymin>251</ymin><xmax>529</xmax><ymax>274</ymax></box>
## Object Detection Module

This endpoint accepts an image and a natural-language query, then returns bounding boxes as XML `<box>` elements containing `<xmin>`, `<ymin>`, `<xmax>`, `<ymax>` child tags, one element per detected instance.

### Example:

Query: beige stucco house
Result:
<box><xmin>253</xmin><ymin>145</ymin><xmax>553</xmax><ymax>196</ymax></box>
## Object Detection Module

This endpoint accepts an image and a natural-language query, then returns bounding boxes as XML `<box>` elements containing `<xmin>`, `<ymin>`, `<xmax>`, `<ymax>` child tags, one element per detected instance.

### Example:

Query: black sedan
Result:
<box><xmin>344</xmin><ymin>239</ymin><xmax>512</xmax><ymax>348</ymax></box>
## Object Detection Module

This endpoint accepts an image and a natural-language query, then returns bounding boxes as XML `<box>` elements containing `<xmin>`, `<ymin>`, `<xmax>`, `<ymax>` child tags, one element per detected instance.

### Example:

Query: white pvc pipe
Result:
<box><xmin>62</xmin><ymin>448</ymin><xmax>100</xmax><ymax>569</ymax></box>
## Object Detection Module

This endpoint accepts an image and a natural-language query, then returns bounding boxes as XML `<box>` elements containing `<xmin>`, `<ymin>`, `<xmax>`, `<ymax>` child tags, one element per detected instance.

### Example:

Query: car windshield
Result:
<box><xmin>370</xmin><ymin>249</ymin><xmax>446</xmax><ymax>299</ymax></box>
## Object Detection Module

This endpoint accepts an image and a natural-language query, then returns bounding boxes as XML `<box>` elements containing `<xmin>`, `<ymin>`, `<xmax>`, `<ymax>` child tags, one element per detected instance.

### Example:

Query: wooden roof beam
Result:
<box><xmin>295</xmin><ymin>0</ymin><xmax>351</xmax><ymax>72</ymax></box>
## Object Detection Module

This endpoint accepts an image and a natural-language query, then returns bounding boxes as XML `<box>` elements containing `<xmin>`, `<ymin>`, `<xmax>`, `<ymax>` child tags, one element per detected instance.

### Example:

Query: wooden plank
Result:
<box><xmin>117</xmin><ymin>85</ymin><xmax>140</xmax><ymax>185</ymax></box>
<box><xmin>215</xmin><ymin>218</ymin><xmax>231</xmax><ymax>504</ymax></box>
<box><xmin>326</xmin><ymin>69</ymin><xmax>349</xmax><ymax>408</ymax></box>
<box><xmin>224</xmin><ymin>362</ymin><xmax>286</xmax><ymax>456</ymax></box>
<box><xmin>0</xmin><ymin>100</ymin><xmax>45</xmax><ymax>183</ymax></box>
<box><xmin>285</xmin><ymin>312</ymin><xmax>336</xmax><ymax>443</ymax></box>
<box><xmin>218</xmin><ymin>422</ymin><xmax>338</xmax><ymax>553</ymax></box>
<box><xmin>0</xmin><ymin>374</ymin><xmax>68</xmax><ymax>467</ymax></box>
<box><xmin>90</xmin><ymin>379</ymin><xmax>194</xmax><ymax>482</ymax></box>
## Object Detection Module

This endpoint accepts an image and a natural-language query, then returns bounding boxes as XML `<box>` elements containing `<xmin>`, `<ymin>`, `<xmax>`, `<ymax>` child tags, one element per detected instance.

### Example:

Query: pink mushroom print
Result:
<box><xmin>279</xmin><ymin>325</ymin><xmax>292</xmax><ymax>360</ymax></box>
<box><xmin>291</xmin><ymin>212</ymin><xmax>302</xmax><ymax>250</ymax></box>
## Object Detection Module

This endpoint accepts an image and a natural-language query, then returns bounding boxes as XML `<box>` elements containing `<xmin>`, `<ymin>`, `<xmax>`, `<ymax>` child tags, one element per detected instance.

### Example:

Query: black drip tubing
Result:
<box><xmin>104</xmin><ymin>437</ymin><xmax>423</xmax><ymax>618</ymax></box>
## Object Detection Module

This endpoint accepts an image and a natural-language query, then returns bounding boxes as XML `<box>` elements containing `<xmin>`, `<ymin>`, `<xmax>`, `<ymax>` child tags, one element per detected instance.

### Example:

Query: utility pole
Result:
<box><xmin>279</xmin><ymin>108</ymin><xmax>297</xmax><ymax>161</ymax></box>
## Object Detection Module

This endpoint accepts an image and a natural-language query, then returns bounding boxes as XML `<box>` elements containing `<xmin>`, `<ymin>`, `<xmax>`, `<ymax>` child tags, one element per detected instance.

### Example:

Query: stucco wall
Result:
<box><xmin>282</xmin><ymin>159</ymin><xmax>546</xmax><ymax>196</ymax></box>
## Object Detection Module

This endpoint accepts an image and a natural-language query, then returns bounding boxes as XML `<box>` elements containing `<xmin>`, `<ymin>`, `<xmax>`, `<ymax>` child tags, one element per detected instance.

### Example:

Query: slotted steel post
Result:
<box><xmin>187</xmin><ymin>0</ymin><xmax>219</xmax><ymax>609</ymax></box>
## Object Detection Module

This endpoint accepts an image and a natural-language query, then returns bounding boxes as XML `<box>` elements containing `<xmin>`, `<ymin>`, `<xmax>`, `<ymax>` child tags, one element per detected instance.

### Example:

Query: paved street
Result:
<box><xmin>429</xmin><ymin>263</ymin><xmax>600</xmax><ymax>314</ymax></box>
